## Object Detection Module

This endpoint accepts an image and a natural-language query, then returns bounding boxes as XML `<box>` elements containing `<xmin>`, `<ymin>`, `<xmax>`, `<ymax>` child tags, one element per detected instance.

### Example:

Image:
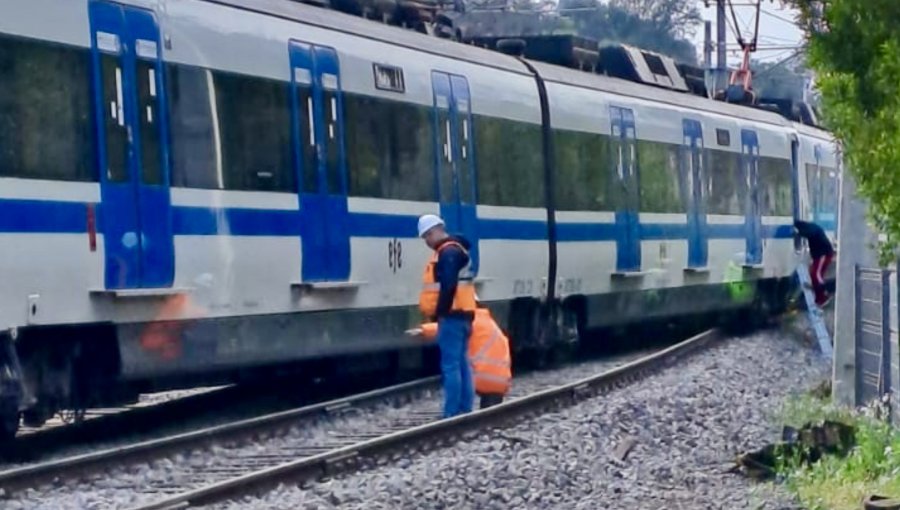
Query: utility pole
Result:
<box><xmin>716</xmin><ymin>0</ymin><xmax>727</xmax><ymax>93</ymax></box>
<box><xmin>704</xmin><ymin>21</ymin><xmax>714</xmax><ymax>98</ymax></box>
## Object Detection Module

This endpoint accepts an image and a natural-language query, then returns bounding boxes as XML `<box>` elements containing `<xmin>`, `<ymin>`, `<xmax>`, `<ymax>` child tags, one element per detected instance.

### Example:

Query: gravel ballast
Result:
<box><xmin>212</xmin><ymin>328</ymin><xmax>827</xmax><ymax>510</ymax></box>
<box><xmin>2</xmin><ymin>349</ymin><xmax>649</xmax><ymax>509</ymax></box>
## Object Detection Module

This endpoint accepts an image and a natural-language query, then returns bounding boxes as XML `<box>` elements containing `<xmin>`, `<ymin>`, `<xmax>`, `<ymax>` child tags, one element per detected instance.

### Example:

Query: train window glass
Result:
<box><xmin>475</xmin><ymin>116</ymin><xmax>543</xmax><ymax>208</ymax></box>
<box><xmin>637</xmin><ymin>140</ymin><xmax>684</xmax><ymax>213</ymax></box>
<box><xmin>323</xmin><ymin>87</ymin><xmax>342</xmax><ymax>194</ymax></box>
<box><xmin>167</xmin><ymin>64</ymin><xmax>219</xmax><ymax>189</ymax></box>
<box><xmin>0</xmin><ymin>36</ymin><xmax>95</xmax><ymax>182</ymax></box>
<box><xmin>554</xmin><ymin>129</ymin><xmax>613</xmax><ymax>211</ymax></box>
<box><xmin>821</xmin><ymin>167</ymin><xmax>838</xmax><ymax>213</ymax></box>
<box><xmin>759</xmin><ymin>157</ymin><xmax>793</xmax><ymax>216</ymax></box>
<box><xmin>437</xmin><ymin>103</ymin><xmax>454</xmax><ymax>203</ymax></box>
<box><xmin>805</xmin><ymin>162</ymin><xmax>821</xmax><ymax>215</ymax></box>
<box><xmin>295</xmin><ymin>83</ymin><xmax>317</xmax><ymax>193</ymax></box>
<box><xmin>705</xmin><ymin>149</ymin><xmax>744</xmax><ymax>215</ymax></box>
<box><xmin>457</xmin><ymin>111</ymin><xmax>475</xmax><ymax>205</ymax></box>
<box><xmin>137</xmin><ymin>61</ymin><xmax>162</xmax><ymax>185</ymax></box>
<box><xmin>343</xmin><ymin>94</ymin><xmax>433</xmax><ymax>201</ymax></box>
<box><xmin>100</xmin><ymin>54</ymin><xmax>129</xmax><ymax>183</ymax></box>
<box><xmin>214</xmin><ymin>71</ymin><xmax>294</xmax><ymax>192</ymax></box>
<box><xmin>716</xmin><ymin>129</ymin><xmax>731</xmax><ymax>147</ymax></box>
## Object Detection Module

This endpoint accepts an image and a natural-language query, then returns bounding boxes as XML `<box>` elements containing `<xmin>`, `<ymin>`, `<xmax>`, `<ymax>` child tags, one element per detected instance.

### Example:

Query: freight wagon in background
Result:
<box><xmin>0</xmin><ymin>0</ymin><xmax>838</xmax><ymax>438</ymax></box>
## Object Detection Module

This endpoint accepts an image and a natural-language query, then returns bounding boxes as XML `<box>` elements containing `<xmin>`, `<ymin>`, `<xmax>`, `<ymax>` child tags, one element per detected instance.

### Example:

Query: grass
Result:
<box><xmin>775</xmin><ymin>393</ymin><xmax>900</xmax><ymax>510</ymax></box>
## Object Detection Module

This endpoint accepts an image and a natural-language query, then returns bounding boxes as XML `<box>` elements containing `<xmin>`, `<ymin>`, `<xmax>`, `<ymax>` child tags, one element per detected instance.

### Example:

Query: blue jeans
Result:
<box><xmin>437</xmin><ymin>317</ymin><xmax>474</xmax><ymax>418</ymax></box>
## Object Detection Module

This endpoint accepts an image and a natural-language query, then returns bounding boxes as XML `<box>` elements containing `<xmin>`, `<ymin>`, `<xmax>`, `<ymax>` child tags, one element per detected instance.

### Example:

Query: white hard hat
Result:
<box><xmin>417</xmin><ymin>214</ymin><xmax>445</xmax><ymax>238</ymax></box>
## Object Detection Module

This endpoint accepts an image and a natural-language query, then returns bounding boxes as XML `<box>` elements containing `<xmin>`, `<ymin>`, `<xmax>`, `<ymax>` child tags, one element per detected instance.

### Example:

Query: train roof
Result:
<box><xmin>205</xmin><ymin>0</ymin><xmax>820</xmax><ymax>131</ymax></box>
<box><xmin>531</xmin><ymin>60</ymin><xmax>792</xmax><ymax>129</ymax></box>
<box><xmin>205</xmin><ymin>0</ymin><xmax>532</xmax><ymax>75</ymax></box>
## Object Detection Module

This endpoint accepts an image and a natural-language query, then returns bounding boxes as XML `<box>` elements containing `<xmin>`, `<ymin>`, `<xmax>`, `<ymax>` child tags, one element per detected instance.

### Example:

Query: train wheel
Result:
<box><xmin>0</xmin><ymin>336</ymin><xmax>22</xmax><ymax>439</ymax></box>
<box><xmin>0</xmin><ymin>401</ymin><xmax>18</xmax><ymax>441</ymax></box>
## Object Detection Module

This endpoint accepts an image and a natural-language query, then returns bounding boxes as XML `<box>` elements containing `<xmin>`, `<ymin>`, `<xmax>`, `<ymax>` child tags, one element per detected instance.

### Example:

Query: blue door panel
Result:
<box><xmin>89</xmin><ymin>0</ymin><xmax>173</xmax><ymax>289</ymax></box>
<box><xmin>449</xmin><ymin>75</ymin><xmax>479</xmax><ymax>273</ymax></box>
<box><xmin>125</xmin><ymin>6</ymin><xmax>174</xmax><ymax>288</ymax></box>
<box><xmin>290</xmin><ymin>41</ymin><xmax>350</xmax><ymax>282</ymax></box>
<box><xmin>432</xmin><ymin>71</ymin><xmax>479</xmax><ymax>273</ymax></box>
<box><xmin>682</xmin><ymin>119</ymin><xmax>707</xmax><ymax>268</ymax></box>
<box><xmin>741</xmin><ymin>129</ymin><xmax>762</xmax><ymax>265</ymax></box>
<box><xmin>610</xmin><ymin>106</ymin><xmax>640</xmax><ymax>272</ymax></box>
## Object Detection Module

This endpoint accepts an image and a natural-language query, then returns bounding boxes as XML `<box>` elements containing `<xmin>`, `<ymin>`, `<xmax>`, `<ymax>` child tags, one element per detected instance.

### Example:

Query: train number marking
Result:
<box><xmin>388</xmin><ymin>239</ymin><xmax>402</xmax><ymax>273</ymax></box>
<box><xmin>513</xmin><ymin>279</ymin><xmax>534</xmax><ymax>296</ymax></box>
<box><xmin>560</xmin><ymin>278</ymin><xmax>583</xmax><ymax>294</ymax></box>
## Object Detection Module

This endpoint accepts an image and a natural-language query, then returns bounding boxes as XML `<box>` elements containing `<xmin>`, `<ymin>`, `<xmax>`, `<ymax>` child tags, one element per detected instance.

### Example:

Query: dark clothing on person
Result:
<box><xmin>479</xmin><ymin>393</ymin><xmax>504</xmax><ymax>409</ymax></box>
<box><xmin>432</xmin><ymin>235</ymin><xmax>473</xmax><ymax>321</ymax></box>
<box><xmin>793</xmin><ymin>220</ymin><xmax>834</xmax><ymax>259</ymax></box>
<box><xmin>794</xmin><ymin>220</ymin><xmax>835</xmax><ymax>306</ymax></box>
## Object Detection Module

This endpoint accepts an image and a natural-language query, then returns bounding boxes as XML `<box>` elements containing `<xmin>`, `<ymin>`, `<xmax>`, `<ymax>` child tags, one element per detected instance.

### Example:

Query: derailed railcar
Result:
<box><xmin>0</xmin><ymin>0</ymin><xmax>839</xmax><ymax>437</ymax></box>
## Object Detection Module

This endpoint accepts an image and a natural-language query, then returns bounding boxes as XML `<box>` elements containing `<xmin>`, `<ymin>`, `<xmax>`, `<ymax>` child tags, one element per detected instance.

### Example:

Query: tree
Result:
<box><xmin>559</xmin><ymin>0</ymin><xmax>701</xmax><ymax>63</ymax></box>
<box><xmin>609</xmin><ymin>0</ymin><xmax>702</xmax><ymax>39</ymax></box>
<box><xmin>751</xmin><ymin>57</ymin><xmax>808</xmax><ymax>101</ymax></box>
<box><xmin>786</xmin><ymin>0</ymin><xmax>900</xmax><ymax>261</ymax></box>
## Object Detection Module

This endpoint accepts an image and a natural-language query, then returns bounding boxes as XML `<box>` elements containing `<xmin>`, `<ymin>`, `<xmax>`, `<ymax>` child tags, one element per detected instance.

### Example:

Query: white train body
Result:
<box><xmin>0</xmin><ymin>0</ymin><xmax>839</xmax><ymax>427</ymax></box>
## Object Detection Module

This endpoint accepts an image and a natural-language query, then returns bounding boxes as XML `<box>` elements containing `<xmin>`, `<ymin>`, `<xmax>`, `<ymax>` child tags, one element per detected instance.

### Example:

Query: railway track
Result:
<box><xmin>0</xmin><ymin>328</ymin><xmax>718</xmax><ymax>509</ymax></box>
<box><xmin>1</xmin><ymin>384</ymin><xmax>236</xmax><ymax>462</ymax></box>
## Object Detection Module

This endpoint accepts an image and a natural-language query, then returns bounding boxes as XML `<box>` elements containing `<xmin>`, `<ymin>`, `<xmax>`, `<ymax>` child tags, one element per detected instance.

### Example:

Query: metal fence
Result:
<box><xmin>853</xmin><ymin>265</ymin><xmax>900</xmax><ymax>422</ymax></box>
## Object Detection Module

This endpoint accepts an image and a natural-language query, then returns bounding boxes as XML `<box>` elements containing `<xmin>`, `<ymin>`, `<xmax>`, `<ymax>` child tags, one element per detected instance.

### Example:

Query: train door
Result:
<box><xmin>431</xmin><ymin>72</ymin><xmax>479</xmax><ymax>272</ymax></box>
<box><xmin>289</xmin><ymin>41</ymin><xmax>350</xmax><ymax>282</ymax></box>
<box><xmin>741</xmin><ymin>129</ymin><xmax>762</xmax><ymax>265</ymax></box>
<box><xmin>682</xmin><ymin>119</ymin><xmax>708</xmax><ymax>269</ymax></box>
<box><xmin>610</xmin><ymin>106</ymin><xmax>641</xmax><ymax>272</ymax></box>
<box><xmin>790</xmin><ymin>136</ymin><xmax>801</xmax><ymax>250</ymax></box>
<box><xmin>89</xmin><ymin>1</ymin><xmax>174</xmax><ymax>290</ymax></box>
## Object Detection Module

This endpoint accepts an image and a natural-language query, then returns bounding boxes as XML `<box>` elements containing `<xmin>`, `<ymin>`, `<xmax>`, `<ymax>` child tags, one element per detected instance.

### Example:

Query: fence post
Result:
<box><xmin>892</xmin><ymin>266</ymin><xmax>900</xmax><ymax>423</ymax></box>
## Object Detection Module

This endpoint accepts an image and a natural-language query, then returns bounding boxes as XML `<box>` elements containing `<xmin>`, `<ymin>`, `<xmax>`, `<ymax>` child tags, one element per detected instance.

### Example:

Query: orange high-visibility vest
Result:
<box><xmin>418</xmin><ymin>240</ymin><xmax>476</xmax><ymax>319</ymax></box>
<box><xmin>421</xmin><ymin>308</ymin><xmax>512</xmax><ymax>395</ymax></box>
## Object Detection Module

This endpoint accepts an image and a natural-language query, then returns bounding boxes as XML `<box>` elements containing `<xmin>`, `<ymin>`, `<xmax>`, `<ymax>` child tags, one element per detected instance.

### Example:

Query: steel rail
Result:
<box><xmin>0</xmin><ymin>376</ymin><xmax>439</xmax><ymax>494</ymax></box>
<box><xmin>132</xmin><ymin>329</ymin><xmax>719</xmax><ymax>510</ymax></box>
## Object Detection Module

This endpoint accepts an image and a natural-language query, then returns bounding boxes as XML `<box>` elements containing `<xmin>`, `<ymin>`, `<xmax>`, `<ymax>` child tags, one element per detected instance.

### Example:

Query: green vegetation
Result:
<box><xmin>775</xmin><ymin>394</ymin><xmax>900</xmax><ymax>510</ymax></box>
<box><xmin>787</xmin><ymin>0</ymin><xmax>900</xmax><ymax>263</ymax></box>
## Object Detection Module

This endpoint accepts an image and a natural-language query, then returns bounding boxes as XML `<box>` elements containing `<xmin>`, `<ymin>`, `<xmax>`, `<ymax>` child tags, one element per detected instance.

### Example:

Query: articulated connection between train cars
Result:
<box><xmin>0</xmin><ymin>0</ymin><xmax>839</xmax><ymax>438</ymax></box>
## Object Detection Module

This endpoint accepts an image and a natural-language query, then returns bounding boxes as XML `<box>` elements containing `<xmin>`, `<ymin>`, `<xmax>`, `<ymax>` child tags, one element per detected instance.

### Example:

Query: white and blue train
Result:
<box><xmin>0</xmin><ymin>0</ymin><xmax>839</xmax><ymax>435</ymax></box>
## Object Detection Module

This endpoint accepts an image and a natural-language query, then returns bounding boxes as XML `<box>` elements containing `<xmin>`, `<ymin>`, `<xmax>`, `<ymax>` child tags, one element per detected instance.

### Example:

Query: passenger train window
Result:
<box><xmin>292</xmin><ymin>69</ymin><xmax>317</xmax><ymax>194</ymax></box>
<box><xmin>758</xmin><ymin>157</ymin><xmax>792</xmax><ymax>216</ymax></box>
<box><xmin>213</xmin><ymin>72</ymin><xmax>293</xmax><ymax>192</ymax></box>
<box><xmin>436</xmin><ymin>96</ymin><xmax>454</xmax><ymax>204</ymax></box>
<box><xmin>343</xmin><ymin>94</ymin><xmax>433</xmax><ymax>201</ymax></box>
<box><xmin>475</xmin><ymin>116</ymin><xmax>543</xmax><ymax>208</ymax></box>
<box><xmin>637</xmin><ymin>140</ymin><xmax>685</xmax><ymax>213</ymax></box>
<box><xmin>166</xmin><ymin>64</ymin><xmax>219</xmax><ymax>189</ymax></box>
<box><xmin>0</xmin><ymin>35</ymin><xmax>95</xmax><ymax>182</ymax></box>
<box><xmin>100</xmin><ymin>54</ymin><xmax>129</xmax><ymax>183</ymax></box>
<box><xmin>321</xmin><ymin>76</ymin><xmax>342</xmax><ymax>194</ymax></box>
<box><xmin>705</xmin><ymin>149</ymin><xmax>744</xmax><ymax>215</ymax></box>
<box><xmin>137</xmin><ymin>61</ymin><xmax>162</xmax><ymax>185</ymax></box>
<box><xmin>554</xmin><ymin>129</ymin><xmax>613</xmax><ymax>211</ymax></box>
<box><xmin>457</xmin><ymin>100</ymin><xmax>474</xmax><ymax>205</ymax></box>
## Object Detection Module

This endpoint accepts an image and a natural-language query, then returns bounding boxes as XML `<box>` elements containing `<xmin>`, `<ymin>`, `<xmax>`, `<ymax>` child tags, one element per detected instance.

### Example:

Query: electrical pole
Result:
<box><xmin>704</xmin><ymin>21</ymin><xmax>713</xmax><ymax>98</ymax></box>
<box><xmin>716</xmin><ymin>0</ymin><xmax>727</xmax><ymax>93</ymax></box>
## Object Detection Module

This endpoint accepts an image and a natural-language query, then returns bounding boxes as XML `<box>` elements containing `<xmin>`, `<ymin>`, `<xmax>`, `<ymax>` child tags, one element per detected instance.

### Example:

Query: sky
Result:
<box><xmin>693</xmin><ymin>1</ymin><xmax>804</xmax><ymax>64</ymax></box>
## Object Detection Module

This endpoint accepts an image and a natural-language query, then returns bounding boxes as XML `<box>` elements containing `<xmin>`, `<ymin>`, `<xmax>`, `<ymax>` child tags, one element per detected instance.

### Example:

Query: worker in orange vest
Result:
<box><xmin>408</xmin><ymin>302</ymin><xmax>512</xmax><ymax>409</ymax></box>
<box><xmin>416</xmin><ymin>214</ymin><xmax>478</xmax><ymax>417</ymax></box>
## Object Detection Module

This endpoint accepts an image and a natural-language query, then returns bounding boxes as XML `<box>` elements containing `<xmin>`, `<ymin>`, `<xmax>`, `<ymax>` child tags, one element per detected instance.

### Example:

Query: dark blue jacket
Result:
<box><xmin>794</xmin><ymin>220</ymin><xmax>834</xmax><ymax>259</ymax></box>
<box><xmin>433</xmin><ymin>235</ymin><xmax>473</xmax><ymax>320</ymax></box>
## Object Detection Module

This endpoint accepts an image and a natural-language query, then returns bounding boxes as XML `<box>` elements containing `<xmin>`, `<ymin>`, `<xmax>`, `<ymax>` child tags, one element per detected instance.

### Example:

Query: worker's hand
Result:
<box><xmin>404</xmin><ymin>328</ymin><xmax>424</xmax><ymax>338</ymax></box>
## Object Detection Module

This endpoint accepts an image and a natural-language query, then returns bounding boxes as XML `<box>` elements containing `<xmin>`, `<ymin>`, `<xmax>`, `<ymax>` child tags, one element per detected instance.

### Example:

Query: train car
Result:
<box><xmin>0</xmin><ymin>0</ymin><xmax>839</xmax><ymax>437</ymax></box>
